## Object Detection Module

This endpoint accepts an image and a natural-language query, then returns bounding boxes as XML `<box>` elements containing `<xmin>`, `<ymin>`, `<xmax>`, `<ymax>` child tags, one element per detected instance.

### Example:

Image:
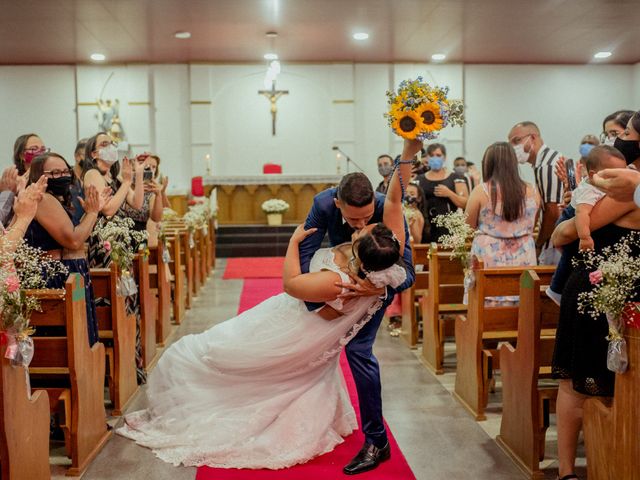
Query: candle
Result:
<box><xmin>205</xmin><ymin>154</ymin><xmax>212</xmax><ymax>176</ymax></box>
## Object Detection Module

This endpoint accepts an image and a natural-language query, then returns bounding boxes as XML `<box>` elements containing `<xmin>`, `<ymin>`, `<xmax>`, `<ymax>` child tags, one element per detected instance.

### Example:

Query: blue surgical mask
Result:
<box><xmin>428</xmin><ymin>156</ymin><xmax>444</xmax><ymax>171</ymax></box>
<box><xmin>579</xmin><ymin>143</ymin><xmax>595</xmax><ymax>158</ymax></box>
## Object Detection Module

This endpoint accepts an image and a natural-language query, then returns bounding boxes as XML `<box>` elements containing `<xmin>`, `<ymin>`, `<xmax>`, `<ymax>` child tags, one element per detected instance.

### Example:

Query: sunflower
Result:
<box><xmin>415</xmin><ymin>102</ymin><xmax>444</xmax><ymax>133</ymax></box>
<box><xmin>391</xmin><ymin>110</ymin><xmax>421</xmax><ymax>140</ymax></box>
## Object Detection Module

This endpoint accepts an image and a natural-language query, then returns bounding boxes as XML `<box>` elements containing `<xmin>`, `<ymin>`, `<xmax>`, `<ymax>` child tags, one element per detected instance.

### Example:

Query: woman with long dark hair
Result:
<box><xmin>13</xmin><ymin>133</ymin><xmax>47</xmax><ymax>175</ymax></box>
<box><xmin>465</xmin><ymin>142</ymin><xmax>540</xmax><ymax>268</ymax></box>
<box><xmin>26</xmin><ymin>153</ymin><xmax>102</xmax><ymax>345</ymax></box>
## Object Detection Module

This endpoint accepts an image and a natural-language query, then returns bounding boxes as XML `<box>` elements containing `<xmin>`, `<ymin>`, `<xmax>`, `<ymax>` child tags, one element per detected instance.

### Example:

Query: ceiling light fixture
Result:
<box><xmin>431</xmin><ymin>53</ymin><xmax>446</xmax><ymax>61</ymax></box>
<box><xmin>353</xmin><ymin>32</ymin><xmax>369</xmax><ymax>40</ymax></box>
<box><xmin>594</xmin><ymin>51</ymin><xmax>612</xmax><ymax>59</ymax></box>
<box><xmin>264</xmin><ymin>53</ymin><xmax>279</xmax><ymax>60</ymax></box>
<box><xmin>174</xmin><ymin>31</ymin><xmax>191</xmax><ymax>39</ymax></box>
<box><xmin>90</xmin><ymin>53</ymin><xmax>106</xmax><ymax>62</ymax></box>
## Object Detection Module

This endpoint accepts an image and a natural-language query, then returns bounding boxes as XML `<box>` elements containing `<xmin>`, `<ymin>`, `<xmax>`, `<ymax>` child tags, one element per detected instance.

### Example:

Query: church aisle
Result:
<box><xmin>77</xmin><ymin>259</ymin><xmax>526</xmax><ymax>480</ymax></box>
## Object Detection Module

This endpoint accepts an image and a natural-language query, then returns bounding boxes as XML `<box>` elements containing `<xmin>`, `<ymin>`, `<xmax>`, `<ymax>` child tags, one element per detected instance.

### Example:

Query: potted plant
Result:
<box><xmin>261</xmin><ymin>199</ymin><xmax>290</xmax><ymax>226</ymax></box>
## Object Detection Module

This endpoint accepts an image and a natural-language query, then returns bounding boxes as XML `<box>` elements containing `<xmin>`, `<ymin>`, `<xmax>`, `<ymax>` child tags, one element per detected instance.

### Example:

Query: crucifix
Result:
<box><xmin>258</xmin><ymin>81</ymin><xmax>289</xmax><ymax>136</ymax></box>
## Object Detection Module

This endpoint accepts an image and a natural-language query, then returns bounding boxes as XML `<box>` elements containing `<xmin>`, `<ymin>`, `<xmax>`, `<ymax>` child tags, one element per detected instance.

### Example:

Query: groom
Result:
<box><xmin>299</xmin><ymin>147</ymin><xmax>416</xmax><ymax>475</ymax></box>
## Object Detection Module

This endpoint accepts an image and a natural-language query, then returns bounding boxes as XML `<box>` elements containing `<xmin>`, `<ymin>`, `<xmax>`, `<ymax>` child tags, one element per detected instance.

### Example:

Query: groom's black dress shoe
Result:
<box><xmin>343</xmin><ymin>441</ymin><xmax>391</xmax><ymax>475</ymax></box>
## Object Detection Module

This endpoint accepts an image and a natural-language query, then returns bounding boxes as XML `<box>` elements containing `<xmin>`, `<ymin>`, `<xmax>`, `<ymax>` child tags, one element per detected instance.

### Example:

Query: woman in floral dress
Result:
<box><xmin>465</xmin><ymin>142</ymin><xmax>540</xmax><ymax>284</ymax></box>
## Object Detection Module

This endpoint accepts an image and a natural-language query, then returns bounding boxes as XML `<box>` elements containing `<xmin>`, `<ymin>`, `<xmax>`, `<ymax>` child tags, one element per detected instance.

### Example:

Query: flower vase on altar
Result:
<box><xmin>267</xmin><ymin>213</ymin><xmax>283</xmax><ymax>226</ymax></box>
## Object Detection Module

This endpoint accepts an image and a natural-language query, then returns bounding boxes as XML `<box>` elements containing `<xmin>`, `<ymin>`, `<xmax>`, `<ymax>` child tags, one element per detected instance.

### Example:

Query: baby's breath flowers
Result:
<box><xmin>0</xmin><ymin>239</ymin><xmax>68</xmax><ymax>366</ymax></box>
<box><xmin>575</xmin><ymin>232</ymin><xmax>640</xmax><ymax>373</ymax></box>
<box><xmin>433</xmin><ymin>211</ymin><xmax>475</xmax><ymax>267</ymax></box>
<box><xmin>261</xmin><ymin>199</ymin><xmax>290</xmax><ymax>215</ymax></box>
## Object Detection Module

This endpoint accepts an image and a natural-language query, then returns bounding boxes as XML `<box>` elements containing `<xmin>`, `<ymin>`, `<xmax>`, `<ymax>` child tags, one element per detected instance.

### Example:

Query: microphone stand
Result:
<box><xmin>332</xmin><ymin>147</ymin><xmax>366</xmax><ymax>174</ymax></box>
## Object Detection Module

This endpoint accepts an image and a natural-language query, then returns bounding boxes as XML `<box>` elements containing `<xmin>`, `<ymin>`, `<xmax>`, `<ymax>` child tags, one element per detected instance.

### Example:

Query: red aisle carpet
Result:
<box><xmin>196</xmin><ymin>261</ymin><xmax>415</xmax><ymax>479</ymax></box>
<box><xmin>222</xmin><ymin>257</ymin><xmax>285</xmax><ymax>279</ymax></box>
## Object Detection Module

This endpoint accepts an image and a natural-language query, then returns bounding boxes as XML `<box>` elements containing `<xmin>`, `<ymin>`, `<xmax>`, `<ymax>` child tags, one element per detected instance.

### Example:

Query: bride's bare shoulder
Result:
<box><xmin>331</xmin><ymin>243</ymin><xmax>352</xmax><ymax>269</ymax></box>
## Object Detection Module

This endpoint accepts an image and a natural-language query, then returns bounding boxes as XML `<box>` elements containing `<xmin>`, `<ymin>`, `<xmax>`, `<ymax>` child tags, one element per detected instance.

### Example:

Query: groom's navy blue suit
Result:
<box><xmin>299</xmin><ymin>187</ymin><xmax>415</xmax><ymax>448</ymax></box>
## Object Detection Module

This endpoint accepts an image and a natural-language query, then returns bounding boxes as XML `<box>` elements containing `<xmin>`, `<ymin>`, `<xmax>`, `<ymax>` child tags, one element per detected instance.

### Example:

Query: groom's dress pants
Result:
<box><xmin>345</xmin><ymin>302</ymin><xmax>389</xmax><ymax>448</ymax></box>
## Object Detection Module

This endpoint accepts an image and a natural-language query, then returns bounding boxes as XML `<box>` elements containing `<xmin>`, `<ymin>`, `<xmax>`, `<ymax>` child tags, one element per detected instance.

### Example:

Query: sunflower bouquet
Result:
<box><xmin>385</xmin><ymin>77</ymin><xmax>465</xmax><ymax>141</ymax></box>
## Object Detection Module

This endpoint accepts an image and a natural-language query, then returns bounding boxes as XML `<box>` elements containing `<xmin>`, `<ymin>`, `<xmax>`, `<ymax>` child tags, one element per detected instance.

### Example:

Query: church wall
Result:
<box><xmin>0</xmin><ymin>63</ymin><xmax>637</xmax><ymax>194</ymax></box>
<box><xmin>0</xmin><ymin>66</ymin><xmax>77</xmax><ymax>166</ymax></box>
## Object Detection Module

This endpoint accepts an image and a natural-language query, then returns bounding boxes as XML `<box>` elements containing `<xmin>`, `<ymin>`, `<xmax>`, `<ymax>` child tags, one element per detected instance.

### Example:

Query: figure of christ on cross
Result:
<box><xmin>258</xmin><ymin>81</ymin><xmax>289</xmax><ymax>136</ymax></box>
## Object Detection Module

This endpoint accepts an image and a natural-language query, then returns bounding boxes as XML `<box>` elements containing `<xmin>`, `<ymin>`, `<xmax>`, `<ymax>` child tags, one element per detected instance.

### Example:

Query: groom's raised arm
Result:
<box><xmin>299</xmin><ymin>193</ymin><xmax>330</xmax><ymax>311</ymax></box>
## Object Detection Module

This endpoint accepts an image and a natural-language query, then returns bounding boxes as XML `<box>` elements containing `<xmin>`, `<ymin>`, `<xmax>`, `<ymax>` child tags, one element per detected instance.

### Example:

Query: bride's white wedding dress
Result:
<box><xmin>117</xmin><ymin>247</ymin><xmax>383</xmax><ymax>469</ymax></box>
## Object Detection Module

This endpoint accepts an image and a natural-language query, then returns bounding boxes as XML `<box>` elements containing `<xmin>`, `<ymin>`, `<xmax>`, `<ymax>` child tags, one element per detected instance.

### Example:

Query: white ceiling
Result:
<box><xmin>1</xmin><ymin>0</ymin><xmax>639</xmax><ymax>65</ymax></box>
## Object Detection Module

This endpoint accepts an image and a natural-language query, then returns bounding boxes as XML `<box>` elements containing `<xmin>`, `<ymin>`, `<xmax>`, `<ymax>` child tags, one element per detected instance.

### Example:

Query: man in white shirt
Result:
<box><xmin>508</xmin><ymin>121</ymin><xmax>563</xmax><ymax>265</ymax></box>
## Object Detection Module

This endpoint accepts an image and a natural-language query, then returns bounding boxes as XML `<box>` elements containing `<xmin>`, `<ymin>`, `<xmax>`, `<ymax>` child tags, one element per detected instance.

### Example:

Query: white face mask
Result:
<box><xmin>98</xmin><ymin>144</ymin><xmax>118</xmax><ymax>164</ymax></box>
<box><xmin>603</xmin><ymin>136</ymin><xmax>616</xmax><ymax>147</ymax></box>
<box><xmin>514</xmin><ymin>139</ymin><xmax>531</xmax><ymax>164</ymax></box>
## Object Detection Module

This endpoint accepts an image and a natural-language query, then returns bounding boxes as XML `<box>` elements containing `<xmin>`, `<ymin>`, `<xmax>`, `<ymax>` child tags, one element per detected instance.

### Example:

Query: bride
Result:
<box><xmin>117</xmin><ymin>139</ymin><xmax>421</xmax><ymax>469</ymax></box>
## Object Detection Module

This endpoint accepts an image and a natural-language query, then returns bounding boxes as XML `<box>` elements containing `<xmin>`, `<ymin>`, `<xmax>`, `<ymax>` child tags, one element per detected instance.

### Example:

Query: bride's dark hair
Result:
<box><xmin>357</xmin><ymin>223</ymin><xmax>401</xmax><ymax>272</ymax></box>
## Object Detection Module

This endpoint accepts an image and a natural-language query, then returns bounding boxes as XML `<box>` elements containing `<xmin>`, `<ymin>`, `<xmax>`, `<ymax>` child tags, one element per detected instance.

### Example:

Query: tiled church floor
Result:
<box><xmin>61</xmin><ymin>259</ymin><xmax>584</xmax><ymax>480</ymax></box>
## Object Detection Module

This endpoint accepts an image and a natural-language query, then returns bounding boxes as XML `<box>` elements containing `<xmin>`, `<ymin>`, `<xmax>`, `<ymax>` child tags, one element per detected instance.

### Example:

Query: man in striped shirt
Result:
<box><xmin>509</xmin><ymin>121</ymin><xmax>563</xmax><ymax>265</ymax></box>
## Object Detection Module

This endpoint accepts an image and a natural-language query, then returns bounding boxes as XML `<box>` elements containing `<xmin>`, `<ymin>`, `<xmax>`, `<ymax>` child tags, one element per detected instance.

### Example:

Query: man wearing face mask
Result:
<box><xmin>508</xmin><ymin>121</ymin><xmax>563</xmax><ymax>265</ymax></box>
<box><xmin>416</xmin><ymin>143</ymin><xmax>469</xmax><ymax>242</ymax></box>
<box><xmin>375</xmin><ymin>154</ymin><xmax>394</xmax><ymax>194</ymax></box>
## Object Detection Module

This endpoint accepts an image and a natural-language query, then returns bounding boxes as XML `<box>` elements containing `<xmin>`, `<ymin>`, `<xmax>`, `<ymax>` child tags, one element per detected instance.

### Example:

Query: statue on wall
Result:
<box><xmin>97</xmin><ymin>98</ymin><xmax>120</xmax><ymax>132</ymax></box>
<box><xmin>258</xmin><ymin>81</ymin><xmax>289</xmax><ymax>136</ymax></box>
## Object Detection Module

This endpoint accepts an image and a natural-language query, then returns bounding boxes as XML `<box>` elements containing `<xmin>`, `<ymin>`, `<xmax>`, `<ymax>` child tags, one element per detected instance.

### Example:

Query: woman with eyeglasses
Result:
<box><xmin>25</xmin><ymin>153</ymin><xmax>104</xmax><ymax>346</ymax></box>
<box><xmin>82</xmin><ymin>132</ymin><xmax>146</xmax><ymax>383</ymax></box>
<box><xmin>600</xmin><ymin>110</ymin><xmax>634</xmax><ymax>146</ymax></box>
<box><xmin>612</xmin><ymin>110</ymin><xmax>640</xmax><ymax>167</ymax></box>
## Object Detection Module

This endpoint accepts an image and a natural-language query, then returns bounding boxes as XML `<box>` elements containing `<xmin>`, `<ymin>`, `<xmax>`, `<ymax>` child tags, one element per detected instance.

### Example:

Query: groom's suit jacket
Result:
<box><xmin>299</xmin><ymin>187</ymin><xmax>415</xmax><ymax>312</ymax></box>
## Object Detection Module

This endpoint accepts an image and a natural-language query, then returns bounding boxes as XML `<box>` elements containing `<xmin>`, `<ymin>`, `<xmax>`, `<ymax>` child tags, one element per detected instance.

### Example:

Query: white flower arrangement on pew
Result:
<box><xmin>261</xmin><ymin>198</ymin><xmax>290</xmax><ymax>214</ymax></box>
<box><xmin>433</xmin><ymin>211</ymin><xmax>476</xmax><ymax>295</ymax></box>
<box><xmin>575</xmin><ymin>232</ymin><xmax>640</xmax><ymax>373</ymax></box>
<box><xmin>91</xmin><ymin>216</ymin><xmax>148</xmax><ymax>296</ymax></box>
<box><xmin>0</xmin><ymin>240</ymin><xmax>68</xmax><ymax>367</ymax></box>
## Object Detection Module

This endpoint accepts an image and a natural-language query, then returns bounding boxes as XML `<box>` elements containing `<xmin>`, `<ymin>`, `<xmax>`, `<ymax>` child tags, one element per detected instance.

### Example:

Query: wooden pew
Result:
<box><xmin>0</xmin><ymin>345</ymin><xmax>51</xmax><ymax>480</ymax></box>
<box><xmin>190</xmin><ymin>228</ymin><xmax>201</xmax><ymax>296</ymax></box>
<box><xmin>453</xmin><ymin>261</ymin><xmax>555</xmax><ymax>420</ymax></box>
<box><xmin>28</xmin><ymin>274</ymin><xmax>111</xmax><ymax>476</ymax></box>
<box><xmin>165</xmin><ymin>233</ymin><xmax>186</xmax><ymax>323</ymax></box>
<box><xmin>148</xmin><ymin>242</ymin><xmax>173</xmax><ymax>346</ymax></box>
<box><xmin>132</xmin><ymin>253</ymin><xmax>158</xmax><ymax>371</ymax></box>
<box><xmin>583</xmin><ymin>315</ymin><xmax>640</xmax><ymax>480</ymax></box>
<box><xmin>166</xmin><ymin>227</ymin><xmax>195</xmax><ymax>308</ymax></box>
<box><xmin>422</xmin><ymin>244</ymin><xmax>466</xmax><ymax>374</ymax></box>
<box><xmin>400</xmin><ymin>244</ymin><xmax>430</xmax><ymax>348</ymax></box>
<box><xmin>92</xmin><ymin>263</ymin><xmax>137</xmax><ymax>416</ymax></box>
<box><xmin>207</xmin><ymin>217</ymin><xmax>216</xmax><ymax>270</ymax></box>
<box><xmin>495</xmin><ymin>270</ymin><xmax>560</xmax><ymax>479</ymax></box>
<box><xmin>197</xmin><ymin>227</ymin><xmax>208</xmax><ymax>284</ymax></box>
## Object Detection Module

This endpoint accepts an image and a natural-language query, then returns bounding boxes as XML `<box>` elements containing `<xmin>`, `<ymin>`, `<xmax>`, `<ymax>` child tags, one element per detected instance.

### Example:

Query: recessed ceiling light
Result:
<box><xmin>431</xmin><ymin>53</ymin><xmax>446</xmax><ymax>61</ymax></box>
<box><xmin>594</xmin><ymin>51</ymin><xmax>612</xmax><ymax>59</ymax></box>
<box><xmin>353</xmin><ymin>32</ymin><xmax>369</xmax><ymax>40</ymax></box>
<box><xmin>174</xmin><ymin>31</ymin><xmax>191</xmax><ymax>39</ymax></box>
<box><xmin>264</xmin><ymin>53</ymin><xmax>278</xmax><ymax>60</ymax></box>
<box><xmin>90</xmin><ymin>53</ymin><xmax>106</xmax><ymax>62</ymax></box>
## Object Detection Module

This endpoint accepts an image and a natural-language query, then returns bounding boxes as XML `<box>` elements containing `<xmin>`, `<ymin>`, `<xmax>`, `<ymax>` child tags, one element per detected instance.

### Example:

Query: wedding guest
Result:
<box><xmin>26</xmin><ymin>153</ymin><xmax>103</xmax><ymax>346</ymax></box>
<box><xmin>13</xmin><ymin>133</ymin><xmax>47</xmax><ymax>176</ymax></box>
<box><xmin>146</xmin><ymin>154</ymin><xmax>171</xmax><ymax>208</ymax></box>
<box><xmin>375</xmin><ymin>154</ymin><xmax>394</xmax><ymax>194</ymax></box>
<box><xmin>550</xmin><ymin>174</ymin><xmax>640</xmax><ymax>480</ymax></box>
<box><xmin>0</xmin><ymin>177</ymin><xmax>47</xmax><ymax>253</ymax></box>
<box><xmin>404</xmin><ymin>182</ymin><xmax>426</xmax><ymax>243</ymax></box>
<box><xmin>466</xmin><ymin>142</ymin><xmax>539</xmax><ymax>268</ymax></box>
<box><xmin>612</xmin><ymin>109</ymin><xmax>640</xmax><ymax>167</ymax></box>
<box><xmin>119</xmin><ymin>153</ymin><xmax>163</xmax><ymax>237</ymax></box>
<box><xmin>416</xmin><ymin>143</ymin><xmax>469</xmax><ymax>242</ymax></box>
<box><xmin>0</xmin><ymin>166</ymin><xmax>20</xmax><ymax>227</ymax></box>
<box><xmin>600</xmin><ymin>109</ymin><xmax>634</xmax><ymax>146</ymax></box>
<box><xmin>453</xmin><ymin>156</ymin><xmax>477</xmax><ymax>191</ymax></box>
<box><xmin>72</xmin><ymin>138</ymin><xmax>88</xmax><ymax>182</ymax></box>
<box><xmin>508</xmin><ymin>121</ymin><xmax>562</xmax><ymax>265</ymax></box>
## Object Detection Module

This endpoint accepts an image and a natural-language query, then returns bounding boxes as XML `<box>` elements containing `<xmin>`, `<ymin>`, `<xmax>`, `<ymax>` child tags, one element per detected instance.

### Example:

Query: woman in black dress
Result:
<box><xmin>550</xmin><ymin>148</ymin><xmax>640</xmax><ymax>480</ymax></box>
<box><xmin>415</xmin><ymin>143</ymin><xmax>469</xmax><ymax>242</ymax></box>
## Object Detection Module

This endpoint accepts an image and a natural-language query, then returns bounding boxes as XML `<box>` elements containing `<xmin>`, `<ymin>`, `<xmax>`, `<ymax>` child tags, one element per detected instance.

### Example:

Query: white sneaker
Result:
<box><xmin>545</xmin><ymin>287</ymin><xmax>562</xmax><ymax>307</ymax></box>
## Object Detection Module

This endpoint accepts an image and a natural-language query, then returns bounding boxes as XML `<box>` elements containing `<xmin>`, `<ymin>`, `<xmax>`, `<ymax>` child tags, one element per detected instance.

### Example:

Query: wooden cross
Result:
<box><xmin>258</xmin><ymin>81</ymin><xmax>289</xmax><ymax>136</ymax></box>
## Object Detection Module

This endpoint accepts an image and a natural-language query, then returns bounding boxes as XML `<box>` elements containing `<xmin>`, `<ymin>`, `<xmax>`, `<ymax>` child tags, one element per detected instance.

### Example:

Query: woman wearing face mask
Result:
<box><xmin>13</xmin><ymin>133</ymin><xmax>47</xmax><ymax>176</ymax></box>
<box><xmin>416</xmin><ymin>143</ymin><xmax>469</xmax><ymax>242</ymax></box>
<box><xmin>404</xmin><ymin>182</ymin><xmax>426</xmax><ymax>243</ymax></box>
<box><xmin>25</xmin><ymin>153</ymin><xmax>104</xmax><ymax>346</ymax></box>
<box><xmin>375</xmin><ymin>154</ymin><xmax>394</xmax><ymax>194</ymax></box>
<box><xmin>600</xmin><ymin>110</ymin><xmax>634</xmax><ymax>146</ymax></box>
<box><xmin>613</xmin><ymin>110</ymin><xmax>640</xmax><ymax>168</ymax></box>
